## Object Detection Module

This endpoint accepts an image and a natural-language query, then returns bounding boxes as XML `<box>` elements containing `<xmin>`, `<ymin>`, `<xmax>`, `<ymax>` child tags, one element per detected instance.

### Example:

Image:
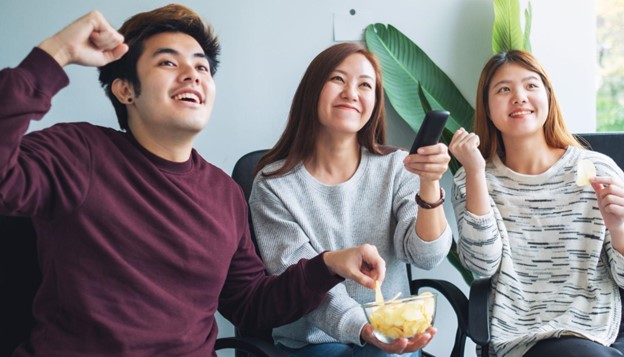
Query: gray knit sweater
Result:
<box><xmin>453</xmin><ymin>146</ymin><xmax>624</xmax><ymax>357</ymax></box>
<box><xmin>249</xmin><ymin>148</ymin><xmax>452</xmax><ymax>348</ymax></box>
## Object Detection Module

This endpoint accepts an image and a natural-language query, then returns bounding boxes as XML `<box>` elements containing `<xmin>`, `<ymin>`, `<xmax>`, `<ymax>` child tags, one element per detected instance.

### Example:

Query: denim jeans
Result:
<box><xmin>276</xmin><ymin>342</ymin><xmax>421</xmax><ymax>357</ymax></box>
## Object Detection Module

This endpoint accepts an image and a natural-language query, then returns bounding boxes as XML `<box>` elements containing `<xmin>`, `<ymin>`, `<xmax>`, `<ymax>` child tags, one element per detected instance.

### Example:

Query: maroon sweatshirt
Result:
<box><xmin>0</xmin><ymin>48</ymin><xmax>341</xmax><ymax>356</ymax></box>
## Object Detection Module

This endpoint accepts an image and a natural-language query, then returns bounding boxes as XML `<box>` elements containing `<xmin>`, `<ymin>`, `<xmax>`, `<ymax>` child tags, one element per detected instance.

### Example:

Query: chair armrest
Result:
<box><xmin>214</xmin><ymin>336</ymin><xmax>288</xmax><ymax>356</ymax></box>
<box><xmin>411</xmin><ymin>278</ymin><xmax>469</xmax><ymax>357</ymax></box>
<box><xmin>468</xmin><ymin>277</ymin><xmax>491</xmax><ymax>346</ymax></box>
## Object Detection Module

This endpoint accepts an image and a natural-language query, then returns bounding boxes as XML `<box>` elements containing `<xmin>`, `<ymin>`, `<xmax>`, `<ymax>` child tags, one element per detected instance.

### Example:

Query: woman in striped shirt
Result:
<box><xmin>449</xmin><ymin>50</ymin><xmax>624</xmax><ymax>357</ymax></box>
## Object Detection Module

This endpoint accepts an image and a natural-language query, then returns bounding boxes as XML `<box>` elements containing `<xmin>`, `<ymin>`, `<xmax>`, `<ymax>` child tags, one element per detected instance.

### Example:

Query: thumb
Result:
<box><xmin>591</xmin><ymin>181</ymin><xmax>605</xmax><ymax>201</ymax></box>
<box><xmin>108</xmin><ymin>43</ymin><xmax>129</xmax><ymax>62</ymax></box>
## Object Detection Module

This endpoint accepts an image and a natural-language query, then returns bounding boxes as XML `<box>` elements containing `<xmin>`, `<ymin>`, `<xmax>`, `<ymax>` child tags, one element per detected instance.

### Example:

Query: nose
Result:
<box><xmin>341</xmin><ymin>83</ymin><xmax>358</xmax><ymax>101</ymax></box>
<box><xmin>512</xmin><ymin>91</ymin><xmax>527</xmax><ymax>104</ymax></box>
<box><xmin>180</xmin><ymin>64</ymin><xmax>200</xmax><ymax>84</ymax></box>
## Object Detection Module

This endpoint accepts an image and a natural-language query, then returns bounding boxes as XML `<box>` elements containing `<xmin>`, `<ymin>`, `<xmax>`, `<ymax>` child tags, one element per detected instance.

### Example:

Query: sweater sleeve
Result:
<box><xmin>250</xmin><ymin>177</ymin><xmax>367</xmax><ymax>345</ymax></box>
<box><xmin>218</xmin><ymin>192</ymin><xmax>343</xmax><ymax>334</ymax></box>
<box><xmin>0</xmin><ymin>48</ymin><xmax>92</xmax><ymax>218</ymax></box>
<box><xmin>0</xmin><ymin>48</ymin><xmax>68</xmax><ymax>176</ymax></box>
<box><xmin>452</xmin><ymin>168</ymin><xmax>503</xmax><ymax>277</ymax></box>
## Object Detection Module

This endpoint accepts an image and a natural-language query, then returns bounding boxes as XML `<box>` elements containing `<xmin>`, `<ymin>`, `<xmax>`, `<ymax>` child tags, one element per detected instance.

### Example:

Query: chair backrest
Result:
<box><xmin>576</xmin><ymin>132</ymin><xmax>624</xmax><ymax>168</ymax></box>
<box><xmin>232</xmin><ymin>150</ymin><xmax>269</xmax><ymax>203</ymax></box>
<box><xmin>231</xmin><ymin>149</ymin><xmax>269</xmax><ymax>258</ymax></box>
<box><xmin>0</xmin><ymin>216</ymin><xmax>40</xmax><ymax>356</ymax></box>
<box><xmin>230</xmin><ymin>149</ymin><xmax>275</xmax><ymax>352</ymax></box>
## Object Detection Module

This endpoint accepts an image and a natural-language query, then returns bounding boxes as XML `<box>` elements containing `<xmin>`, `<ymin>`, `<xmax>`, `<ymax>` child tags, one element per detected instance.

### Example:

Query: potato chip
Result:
<box><xmin>374</xmin><ymin>280</ymin><xmax>384</xmax><ymax>304</ymax></box>
<box><xmin>576</xmin><ymin>159</ymin><xmax>596</xmax><ymax>186</ymax></box>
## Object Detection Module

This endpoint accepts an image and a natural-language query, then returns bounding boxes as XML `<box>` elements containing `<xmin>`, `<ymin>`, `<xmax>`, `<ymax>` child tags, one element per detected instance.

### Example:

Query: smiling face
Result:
<box><xmin>316</xmin><ymin>53</ymin><xmax>377</xmax><ymax>140</ymax></box>
<box><xmin>116</xmin><ymin>32</ymin><xmax>216</xmax><ymax>150</ymax></box>
<box><xmin>487</xmin><ymin>62</ymin><xmax>549</xmax><ymax>140</ymax></box>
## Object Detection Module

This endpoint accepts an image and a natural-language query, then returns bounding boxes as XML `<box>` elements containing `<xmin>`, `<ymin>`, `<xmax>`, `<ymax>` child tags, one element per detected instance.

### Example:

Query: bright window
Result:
<box><xmin>596</xmin><ymin>0</ymin><xmax>624</xmax><ymax>131</ymax></box>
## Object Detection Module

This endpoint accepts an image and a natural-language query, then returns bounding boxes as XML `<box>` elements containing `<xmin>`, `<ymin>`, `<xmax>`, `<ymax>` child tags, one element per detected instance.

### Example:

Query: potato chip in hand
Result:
<box><xmin>576</xmin><ymin>159</ymin><xmax>596</xmax><ymax>186</ymax></box>
<box><xmin>375</xmin><ymin>281</ymin><xmax>384</xmax><ymax>304</ymax></box>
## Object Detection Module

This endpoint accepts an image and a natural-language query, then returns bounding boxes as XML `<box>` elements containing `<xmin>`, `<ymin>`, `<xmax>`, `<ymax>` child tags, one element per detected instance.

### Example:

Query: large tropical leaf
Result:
<box><xmin>365</xmin><ymin>24</ymin><xmax>474</xmax><ymax>141</ymax></box>
<box><xmin>448</xmin><ymin>241</ymin><xmax>477</xmax><ymax>286</ymax></box>
<box><xmin>492</xmin><ymin>0</ymin><xmax>525</xmax><ymax>53</ymax></box>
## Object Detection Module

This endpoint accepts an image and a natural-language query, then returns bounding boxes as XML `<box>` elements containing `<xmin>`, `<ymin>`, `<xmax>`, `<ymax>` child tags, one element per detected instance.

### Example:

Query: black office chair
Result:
<box><xmin>0</xmin><ymin>216</ymin><xmax>282</xmax><ymax>357</ymax></box>
<box><xmin>231</xmin><ymin>149</ymin><xmax>472</xmax><ymax>357</ymax></box>
<box><xmin>467</xmin><ymin>132</ymin><xmax>624</xmax><ymax>357</ymax></box>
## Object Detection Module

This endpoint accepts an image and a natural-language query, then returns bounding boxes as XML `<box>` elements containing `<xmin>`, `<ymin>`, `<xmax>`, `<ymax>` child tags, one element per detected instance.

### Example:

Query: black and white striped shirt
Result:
<box><xmin>453</xmin><ymin>146</ymin><xmax>624</xmax><ymax>357</ymax></box>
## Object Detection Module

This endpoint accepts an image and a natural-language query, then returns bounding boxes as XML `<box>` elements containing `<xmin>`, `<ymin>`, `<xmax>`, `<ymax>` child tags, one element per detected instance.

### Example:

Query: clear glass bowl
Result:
<box><xmin>361</xmin><ymin>292</ymin><xmax>437</xmax><ymax>343</ymax></box>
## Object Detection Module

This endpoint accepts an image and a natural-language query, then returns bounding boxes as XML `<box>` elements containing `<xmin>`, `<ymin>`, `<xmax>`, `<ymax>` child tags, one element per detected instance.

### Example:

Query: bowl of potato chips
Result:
<box><xmin>362</xmin><ymin>291</ymin><xmax>437</xmax><ymax>343</ymax></box>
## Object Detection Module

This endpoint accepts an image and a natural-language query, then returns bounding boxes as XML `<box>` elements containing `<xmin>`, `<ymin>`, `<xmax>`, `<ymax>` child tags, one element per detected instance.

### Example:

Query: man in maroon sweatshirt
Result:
<box><xmin>0</xmin><ymin>4</ymin><xmax>386</xmax><ymax>356</ymax></box>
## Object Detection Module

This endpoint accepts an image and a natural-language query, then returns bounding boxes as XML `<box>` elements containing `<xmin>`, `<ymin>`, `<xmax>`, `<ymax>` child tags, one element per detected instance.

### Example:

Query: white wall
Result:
<box><xmin>0</xmin><ymin>1</ymin><xmax>595</xmax><ymax>356</ymax></box>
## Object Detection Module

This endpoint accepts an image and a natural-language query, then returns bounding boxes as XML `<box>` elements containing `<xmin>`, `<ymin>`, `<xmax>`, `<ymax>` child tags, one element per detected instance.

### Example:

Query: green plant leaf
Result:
<box><xmin>447</xmin><ymin>240</ymin><xmax>476</xmax><ymax>286</ymax></box>
<box><xmin>365</xmin><ymin>24</ymin><xmax>474</xmax><ymax>145</ymax></box>
<box><xmin>523</xmin><ymin>2</ymin><xmax>533</xmax><ymax>52</ymax></box>
<box><xmin>492</xmin><ymin>0</ymin><xmax>525</xmax><ymax>53</ymax></box>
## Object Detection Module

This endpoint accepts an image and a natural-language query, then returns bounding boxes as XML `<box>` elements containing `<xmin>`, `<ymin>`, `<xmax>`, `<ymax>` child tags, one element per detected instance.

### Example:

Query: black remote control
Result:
<box><xmin>409</xmin><ymin>110</ymin><xmax>450</xmax><ymax>154</ymax></box>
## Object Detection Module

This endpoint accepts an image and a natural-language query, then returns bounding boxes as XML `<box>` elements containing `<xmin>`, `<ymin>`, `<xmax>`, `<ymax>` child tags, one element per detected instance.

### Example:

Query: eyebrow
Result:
<box><xmin>491</xmin><ymin>75</ymin><xmax>540</xmax><ymax>88</ymax></box>
<box><xmin>152</xmin><ymin>48</ymin><xmax>207</xmax><ymax>60</ymax></box>
<box><xmin>333</xmin><ymin>68</ymin><xmax>375</xmax><ymax>81</ymax></box>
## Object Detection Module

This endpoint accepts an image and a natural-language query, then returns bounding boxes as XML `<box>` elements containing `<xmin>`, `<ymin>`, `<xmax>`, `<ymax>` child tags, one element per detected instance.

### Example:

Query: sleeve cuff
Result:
<box><xmin>19</xmin><ymin>47</ymin><xmax>70</xmax><ymax>95</ymax></box>
<box><xmin>304</xmin><ymin>252</ymin><xmax>345</xmax><ymax>294</ymax></box>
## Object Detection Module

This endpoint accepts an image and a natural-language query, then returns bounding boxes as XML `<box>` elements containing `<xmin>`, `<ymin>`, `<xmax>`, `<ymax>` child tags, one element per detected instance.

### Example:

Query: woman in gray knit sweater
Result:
<box><xmin>249</xmin><ymin>43</ymin><xmax>453</xmax><ymax>356</ymax></box>
<box><xmin>449</xmin><ymin>50</ymin><xmax>624</xmax><ymax>357</ymax></box>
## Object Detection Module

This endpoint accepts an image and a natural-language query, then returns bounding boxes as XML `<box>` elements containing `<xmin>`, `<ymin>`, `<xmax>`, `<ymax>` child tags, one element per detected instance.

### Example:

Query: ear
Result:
<box><xmin>111</xmin><ymin>78</ymin><xmax>135</xmax><ymax>104</ymax></box>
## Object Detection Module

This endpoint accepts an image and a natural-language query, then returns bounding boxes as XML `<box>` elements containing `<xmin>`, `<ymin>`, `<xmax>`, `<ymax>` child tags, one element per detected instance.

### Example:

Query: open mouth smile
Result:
<box><xmin>172</xmin><ymin>91</ymin><xmax>203</xmax><ymax>104</ymax></box>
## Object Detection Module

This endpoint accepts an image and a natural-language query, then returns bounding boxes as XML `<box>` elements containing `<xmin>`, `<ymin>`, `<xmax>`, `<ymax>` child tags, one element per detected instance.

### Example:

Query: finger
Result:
<box><xmin>467</xmin><ymin>133</ymin><xmax>480</xmax><ymax>147</ymax></box>
<box><xmin>427</xmin><ymin>326</ymin><xmax>437</xmax><ymax>336</ymax></box>
<box><xmin>380</xmin><ymin>337</ymin><xmax>409</xmax><ymax>354</ymax></box>
<box><xmin>365</xmin><ymin>245</ymin><xmax>386</xmax><ymax>283</ymax></box>
<box><xmin>404</xmin><ymin>332</ymin><xmax>432</xmax><ymax>352</ymax></box>
<box><xmin>87</xmin><ymin>11</ymin><xmax>120</xmax><ymax>37</ymax></box>
<box><xmin>404</xmin><ymin>327</ymin><xmax>436</xmax><ymax>351</ymax></box>
<box><xmin>450</xmin><ymin>132</ymin><xmax>479</xmax><ymax>155</ymax></box>
<box><xmin>109</xmin><ymin>43</ymin><xmax>129</xmax><ymax>61</ymax></box>
<box><xmin>451</xmin><ymin>127</ymin><xmax>466</xmax><ymax>141</ymax></box>
<box><xmin>591</xmin><ymin>175</ymin><xmax>624</xmax><ymax>188</ymax></box>
<box><xmin>456</xmin><ymin>133</ymin><xmax>479</xmax><ymax>149</ymax></box>
<box><xmin>353</xmin><ymin>271</ymin><xmax>377</xmax><ymax>290</ymax></box>
<box><xmin>594</xmin><ymin>182</ymin><xmax>624</xmax><ymax>203</ymax></box>
<box><xmin>90</xmin><ymin>30</ymin><xmax>125</xmax><ymax>51</ymax></box>
<box><xmin>405</xmin><ymin>158</ymin><xmax>450</xmax><ymax>171</ymax></box>
<box><xmin>602</xmin><ymin>192</ymin><xmax>624</xmax><ymax>208</ymax></box>
<box><xmin>406</xmin><ymin>151</ymin><xmax>451</xmax><ymax>166</ymax></box>
<box><xmin>406</xmin><ymin>162</ymin><xmax>449</xmax><ymax>175</ymax></box>
<box><xmin>413</xmin><ymin>143</ymin><xmax>448</xmax><ymax>156</ymax></box>
<box><xmin>604</xmin><ymin>204</ymin><xmax>624</xmax><ymax>217</ymax></box>
<box><xmin>351</xmin><ymin>244</ymin><xmax>386</xmax><ymax>288</ymax></box>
